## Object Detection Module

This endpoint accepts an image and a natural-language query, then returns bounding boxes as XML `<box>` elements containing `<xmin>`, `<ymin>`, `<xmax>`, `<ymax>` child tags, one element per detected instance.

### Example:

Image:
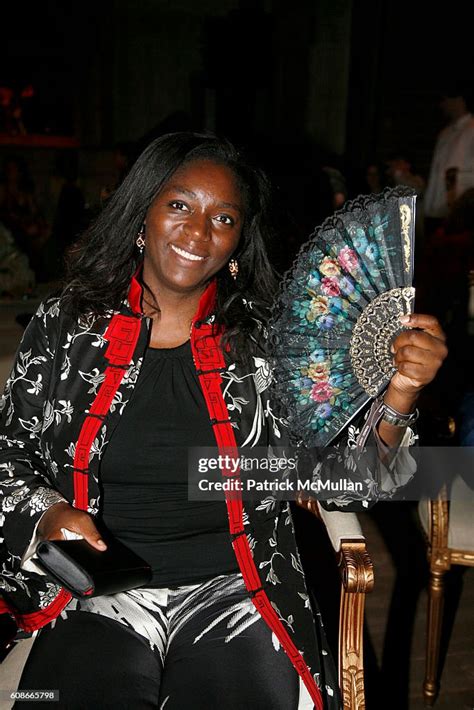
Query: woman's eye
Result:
<box><xmin>169</xmin><ymin>200</ymin><xmax>188</xmax><ymax>211</ymax></box>
<box><xmin>215</xmin><ymin>214</ymin><xmax>234</xmax><ymax>226</ymax></box>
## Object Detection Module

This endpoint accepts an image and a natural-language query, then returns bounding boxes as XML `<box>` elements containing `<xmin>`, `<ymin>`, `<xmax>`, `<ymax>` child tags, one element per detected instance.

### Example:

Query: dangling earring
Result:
<box><xmin>228</xmin><ymin>259</ymin><xmax>239</xmax><ymax>280</ymax></box>
<box><xmin>136</xmin><ymin>223</ymin><xmax>146</xmax><ymax>253</ymax></box>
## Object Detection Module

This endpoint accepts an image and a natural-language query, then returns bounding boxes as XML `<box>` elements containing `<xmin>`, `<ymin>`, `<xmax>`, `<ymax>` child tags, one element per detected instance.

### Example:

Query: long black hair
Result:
<box><xmin>62</xmin><ymin>132</ymin><xmax>278</xmax><ymax>358</ymax></box>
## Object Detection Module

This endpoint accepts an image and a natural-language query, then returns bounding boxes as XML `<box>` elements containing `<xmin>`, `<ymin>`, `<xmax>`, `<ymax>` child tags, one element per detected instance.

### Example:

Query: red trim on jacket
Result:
<box><xmin>73</xmin><ymin>315</ymin><xmax>142</xmax><ymax>510</ymax></box>
<box><xmin>128</xmin><ymin>269</ymin><xmax>144</xmax><ymax>314</ymax></box>
<box><xmin>194</xmin><ymin>278</ymin><xmax>218</xmax><ymax>321</ymax></box>
<box><xmin>190</xmin><ymin>320</ymin><xmax>324</xmax><ymax>710</ymax></box>
<box><xmin>0</xmin><ymin>588</ymin><xmax>72</xmax><ymax>633</ymax></box>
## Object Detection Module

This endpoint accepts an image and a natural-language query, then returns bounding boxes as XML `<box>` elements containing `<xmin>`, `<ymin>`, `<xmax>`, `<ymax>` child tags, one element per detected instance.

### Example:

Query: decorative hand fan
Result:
<box><xmin>269</xmin><ymin>186</ymin><xmax>416</xmax><ymax>447</ymax></box>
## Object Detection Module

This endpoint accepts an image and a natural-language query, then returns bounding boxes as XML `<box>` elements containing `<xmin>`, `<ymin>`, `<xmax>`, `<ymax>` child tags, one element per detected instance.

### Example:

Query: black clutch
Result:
<box><xmin>36</xmin><ymin>536</ymin><xmax>153</xmax><ymax>599</ymax></box>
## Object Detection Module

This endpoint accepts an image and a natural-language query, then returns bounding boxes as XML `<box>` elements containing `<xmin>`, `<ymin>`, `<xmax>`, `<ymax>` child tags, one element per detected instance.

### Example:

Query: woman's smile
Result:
<box><xmin>170</xmin><ymin>243</ymin><xmax>206</xmax><ymax>262</ymax></box>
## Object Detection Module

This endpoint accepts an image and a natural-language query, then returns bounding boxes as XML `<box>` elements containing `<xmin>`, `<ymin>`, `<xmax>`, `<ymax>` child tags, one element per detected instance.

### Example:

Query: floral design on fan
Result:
<box><xmin>294</xmin><ymin>242</ymin><xmax>367</xmax><ymax>326</ymax></box>
<box><xmin>337</xmin><ymin>246</ymin><xmax>358</xmax><ymax>271</ymax></box>
<box><xmin>306</xmin><ymin>362</ymin><xmax>330</xmax><ymax>381</ymax></box>
<box><xmin>318</xmin><ymin>256</ymin><xmax>340</xmax><ymax>277</ymax></box>
<box><xmin>294</xmin><ymin>293</ymin><xmax>327</xmax><ymax>323</ymax></box>
<box><xmin>321</xmin><ymin>277</ymin><xmax>340</xmax><ymax>297</ymax></box>
<box><xmin>311</xmin><ymin>381</ymin><xmax>334</xmax><ymax>402</ymax></box>
<box><xmin>295</xmin><ymin>349</ymin><xmax>354</xmax><ymax>429</ymax></box>
<box><xmin>366</xmin><ymin>242</ymin><xmax>380</xmax><ymax>261</ymax></box>
<box><xmin>293</xmin><ymin>241</ymin><xmax>374</xmax><ymax>330</ymax></box>
<box><xmin>351</xmin><ymin>228</ymin><xmax>368</xmax><ymax>252</ymax></box>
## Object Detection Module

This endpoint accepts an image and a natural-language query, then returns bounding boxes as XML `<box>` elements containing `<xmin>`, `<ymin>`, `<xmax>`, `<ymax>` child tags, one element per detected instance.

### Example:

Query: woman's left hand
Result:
<box><xmin>389</xmin><ymin>313</ymin><xmax>448</xmax><ymax>399</ymax></box>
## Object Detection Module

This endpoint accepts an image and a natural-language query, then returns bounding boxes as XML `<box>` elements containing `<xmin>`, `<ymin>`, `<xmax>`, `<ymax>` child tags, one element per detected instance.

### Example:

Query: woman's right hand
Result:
<box><xmin>37</xmin><ymin>502</ymin><xmax>107</xmax><ymax>551</ymax></box>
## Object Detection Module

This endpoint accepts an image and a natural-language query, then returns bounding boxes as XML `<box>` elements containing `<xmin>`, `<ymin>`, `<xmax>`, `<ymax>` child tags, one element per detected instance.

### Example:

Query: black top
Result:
<box><xmin>99</xmin><ymin>340</ymin><xmax>239</xmax><ymax>587</ymax></box>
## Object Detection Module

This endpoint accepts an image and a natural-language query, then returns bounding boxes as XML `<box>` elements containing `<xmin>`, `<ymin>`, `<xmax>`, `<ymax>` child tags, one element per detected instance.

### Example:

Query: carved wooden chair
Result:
<box><xmin>418</xmin><ymin>475</ymin><xmax>474</xmax><ymax>705</ymax></box>
<box><xmin>299</xmin><ymin>498</ymin><xmax>374</xmax><ymax>710</ymax></box>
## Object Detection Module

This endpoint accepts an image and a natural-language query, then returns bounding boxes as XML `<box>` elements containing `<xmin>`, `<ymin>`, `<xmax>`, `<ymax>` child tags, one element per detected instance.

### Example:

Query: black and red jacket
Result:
<box><xmin>0</xmin><ymin>275</ymin><xmax>415</xmax><ymax>709</ymax></box>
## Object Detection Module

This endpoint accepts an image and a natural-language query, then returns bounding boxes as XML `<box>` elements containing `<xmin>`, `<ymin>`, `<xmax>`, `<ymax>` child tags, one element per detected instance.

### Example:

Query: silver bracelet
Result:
<box><xmin>380</xmin><ymin>398</ymin><xmax>419</xmax><ymax>427</ymax></box>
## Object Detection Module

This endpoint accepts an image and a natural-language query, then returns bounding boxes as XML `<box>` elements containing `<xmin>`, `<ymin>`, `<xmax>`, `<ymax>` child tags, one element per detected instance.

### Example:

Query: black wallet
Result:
<box><xmin>36</xmin><ymin>536</ymin><xmax>153</xmax><ymax>599</ymax></box>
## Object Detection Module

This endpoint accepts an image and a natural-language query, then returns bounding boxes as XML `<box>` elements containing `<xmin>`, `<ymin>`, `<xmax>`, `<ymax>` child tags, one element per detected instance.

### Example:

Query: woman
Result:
<box><xmin>0</xmin><ymin>133</ymin><xmax>446</xmax><ymax>709</ymax></box>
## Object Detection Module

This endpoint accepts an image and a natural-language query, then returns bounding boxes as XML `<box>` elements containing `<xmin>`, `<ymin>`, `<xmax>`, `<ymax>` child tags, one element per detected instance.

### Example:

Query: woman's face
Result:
<box><xmin>143</xmin><ymin>159</ymin><xmax>244</xmax><ymax>295</ymax></box>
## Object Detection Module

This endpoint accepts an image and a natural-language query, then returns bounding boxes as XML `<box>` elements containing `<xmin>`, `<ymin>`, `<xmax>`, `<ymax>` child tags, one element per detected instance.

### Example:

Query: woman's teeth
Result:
<box><xmin>171</xmin><ymin>245</ymin><xmax>205</xmax><ymax>261</ymax></box>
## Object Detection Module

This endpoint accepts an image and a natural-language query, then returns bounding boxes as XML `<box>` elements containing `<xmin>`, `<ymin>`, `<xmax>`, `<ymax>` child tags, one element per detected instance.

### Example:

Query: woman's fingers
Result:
<box><xmin>394</xmin><ymin>360</ymin><xmax>432</xmax><ymax>382</ymax></box>
<box><xmin>394</xmin><ymin>344</ymin><xmax>429</xmax><ymax>366</ymax></box>
<box><xmin>393</xmin><ymin>314</ymin><xmax>448</xmax><ymax>367</ymax></box>
<box><xmin>393</xmin><ymin>329</ymin><xmax>447</xmax><ymax>357</ymax></box>
<box><xmin>74</xmin><ymin>515</ymin><xmax>107</xmax><ymax>551</ymax></box>
<box><xmin>38</xmin><ymin>501</ymin><xmax>107</xmax><ymax>551</ymax></box>
<box><xmin>388</xmin><ymin>313</ymin><xmax>448</xmax><ymax>396</ymax></box>
<box><xmin>400</xmin><ymin>313</ymin><xmax>447</xmax><ymax>342</ymax></box>
<box><xmin>394</xmin><ymin>343</ymin><xmax>446</xmax><ymax>371</ymax></box>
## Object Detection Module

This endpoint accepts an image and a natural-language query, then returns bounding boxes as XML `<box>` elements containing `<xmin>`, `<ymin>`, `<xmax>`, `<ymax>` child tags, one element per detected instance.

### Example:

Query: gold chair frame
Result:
<box><xmin>421</xmin><ymin>490</ymin><xmax>474</xmax><ymax>705</ymax></box>
<box><xmin>301</xmin><ymin>499</ymin><xmax>374</xmax><ymax>709</ymax></box>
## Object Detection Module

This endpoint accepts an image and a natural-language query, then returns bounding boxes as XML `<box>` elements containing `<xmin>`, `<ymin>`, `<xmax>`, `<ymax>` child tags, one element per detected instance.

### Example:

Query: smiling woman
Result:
<box><xmin>141</xmin><ymin>160</ymin><xmax>244</xmax><ymax>347</ymax></box>
<box><xmin>0</xmin><ymin>132</ymin><xmax>446</xmax><ymax>710</ymax></box>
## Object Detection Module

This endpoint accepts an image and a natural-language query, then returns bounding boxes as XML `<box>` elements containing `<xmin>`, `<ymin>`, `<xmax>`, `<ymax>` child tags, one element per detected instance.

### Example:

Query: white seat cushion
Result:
<box><xmin>418</xmin><ymin>476</ymin><xmax>474</xmax><ymax>553</ymax></box>
<box><xmin>0</xmin><ymin>636</ymin><xmax>36</xmax><ymax>709</ymax></box>
<box><xmin>317</xmin><ymin>504</ymin><xmax>365</xmax><ymax>552</ymax></box>
<box><xmin>448</xmin><ymin>476</ymin><xmax>474</xmax><ymax>552</ymax></box>
<box><xmin>418</xmin><ymin>498</ymin><xmax>430</xmax><ymax>537</ymax></box>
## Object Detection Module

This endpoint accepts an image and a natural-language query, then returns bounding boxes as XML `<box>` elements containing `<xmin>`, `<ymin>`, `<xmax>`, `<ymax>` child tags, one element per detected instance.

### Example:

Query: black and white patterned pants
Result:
<box><xmin>17</xmin><ymin>572</ymin><xmax>315</xmax><ymax>709</ymax></box>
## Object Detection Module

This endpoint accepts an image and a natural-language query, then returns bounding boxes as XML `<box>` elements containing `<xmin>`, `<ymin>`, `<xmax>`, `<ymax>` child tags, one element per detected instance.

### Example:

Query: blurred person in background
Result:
<box><xmin>424</xmin><ymin>84</ymin><xmax>474</xmax><ymax>235</ymax></box>
<box><xmin>385</xmin><ymin>153</ymin><xmax>425</xmax><ymax>195</ymax></box>
<box><xmin>0</xmin><ymin>156</ymin><xmax>48</xmax><ymax>276</ymax></box>
<box><xmin>0</xmin><ymin>221</ymin><xmax>35</xmax><ymax>298</ymax></box>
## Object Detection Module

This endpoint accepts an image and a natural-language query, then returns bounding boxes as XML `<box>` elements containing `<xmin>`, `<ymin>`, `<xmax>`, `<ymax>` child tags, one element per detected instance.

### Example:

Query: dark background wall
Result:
<box><xmin>348</xmin><ymin>1</ymin><xmax>473</xmax><ymax>178</ymax></box>
<box><xmin>1</xmin><ymin>0</ymin><xmax>472</xmax><ymax>220</ymax></box>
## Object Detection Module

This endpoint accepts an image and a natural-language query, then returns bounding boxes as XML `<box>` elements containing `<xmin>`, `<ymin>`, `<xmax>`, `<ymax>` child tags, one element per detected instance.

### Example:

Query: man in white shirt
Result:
<box><xmin>424</xmin><ymin>87</ymin><xmax>474</xmax><ymax>223</ymax></box>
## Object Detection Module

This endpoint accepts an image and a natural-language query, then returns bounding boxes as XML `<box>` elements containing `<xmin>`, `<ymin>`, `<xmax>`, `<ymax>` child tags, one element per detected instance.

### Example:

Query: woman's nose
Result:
<box><xmin>184</xmin><ymin>212</ymin><xmax>210</xmax><ymax>241</ymax></box>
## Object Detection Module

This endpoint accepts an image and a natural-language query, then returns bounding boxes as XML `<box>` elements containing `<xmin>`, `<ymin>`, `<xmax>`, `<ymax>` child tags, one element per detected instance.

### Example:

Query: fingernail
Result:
<box><xmin>400</xmin><ymin>315</ymin><xmax>411</xmax><ymax>324</ymax></box>
<box><xmin>97</xmin><ymin>539</ymin><xmax>106</xmax><ymax>549</ymax></box>
<box><xmin>390</xmin><ymin>344</ymin><xmax>395</xmax><ymax>354</ymax></box>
